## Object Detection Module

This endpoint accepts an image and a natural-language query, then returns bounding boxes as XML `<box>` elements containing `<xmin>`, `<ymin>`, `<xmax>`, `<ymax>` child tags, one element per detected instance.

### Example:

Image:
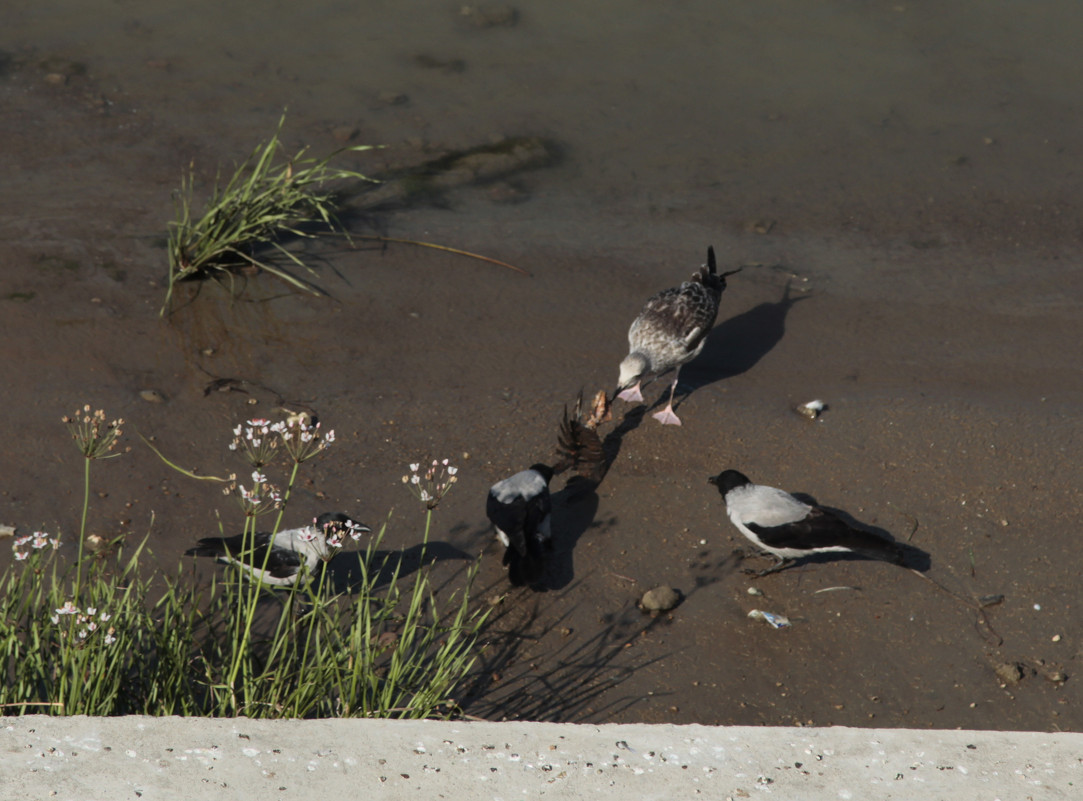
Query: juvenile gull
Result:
<box><xmin>616</xmin><ymin>246</ymin><xmax>740</xmax><ymax>425</ymax></box>
<box><xmin>708</xmin><ymin>469</ymin><xmax>906</xmax><ymax>576</ymax></box>
<box><xmin>185</xmin><ymin>512</ymin><xmax>370</xmax><ymax>586</ymax></box>
<box><xmin>486</xmin><ymin>464</ymin><xmax>554</xmax><ymax>588</ymax></box>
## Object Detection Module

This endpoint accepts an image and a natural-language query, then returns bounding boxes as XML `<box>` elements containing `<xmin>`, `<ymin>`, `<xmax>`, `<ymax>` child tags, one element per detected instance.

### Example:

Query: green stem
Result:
<box><xmin>74</xmin><ymin>457</ymin><xmax>91</xmax><ymax>602</ymax></box>
<box><xmin>272</xmin><ymin>459</ymin><xmax>302</xmax><ymax>535</ymax></box>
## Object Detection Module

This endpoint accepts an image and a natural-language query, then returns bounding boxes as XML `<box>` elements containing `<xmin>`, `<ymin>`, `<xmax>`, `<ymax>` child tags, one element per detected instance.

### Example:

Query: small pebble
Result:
<box><xmin>1052</xmin><ymin>634</ymin><xmax>1061</xmax><ymax>643</ymax></box>
<box><xmin>994</xmin><ymin>662</ymin><xmax>1024</xmax><ymax>686</ymax></box>
<box><xmin>375</xmin><ymin>91</ymin><xmax>409</xmax><ymax>107</ymax></box>
<box><xmin>746</xmin><ymin>587</ymin><xmax>764</xmax><ymax>596</ymax></box>
<box><xmin>640</xmin><ymin>586</ymin><xmax>681</xmax><ymax>614</ymax></box>
<box><xmin>331</xmin><ymin>125</ymin><xmax>360</xmax><ymax>143</ymax></box>
<box><xmin>140</xmin><ymin>389</ymin><xmax>166</xmax><ymax>403</ymax></box>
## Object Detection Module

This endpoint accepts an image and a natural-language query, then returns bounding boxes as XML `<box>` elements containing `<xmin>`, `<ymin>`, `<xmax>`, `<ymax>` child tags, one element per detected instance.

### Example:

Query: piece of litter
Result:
<box><xmin>748</xmin><ymin>609</ymin><xmax>791</xmax><ymax>629</ymax></box>
<box><xmin>795</xmin><ymin>400</ymin><xmax>826</xmax><ymax>420</ymax></box>
<box><xmin>746</xmin><ymin>587</ymin><xmax>764</xmax><ymax>596</ymax></box>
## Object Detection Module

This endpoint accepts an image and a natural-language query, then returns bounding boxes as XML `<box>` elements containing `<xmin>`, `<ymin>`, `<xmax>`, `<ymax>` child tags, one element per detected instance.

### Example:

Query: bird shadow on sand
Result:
<box><xmin>655</xmin><ymin>280</ymin><xmax>810</xmax><ymax>413</ymax></box>
<box><xmin>326</xmin><ymin>540</ymin><xmax>476</xmax><ymax>595</ymax></box>
<box><xmin>538</xmin><ymin>405</ymin><xmax>648</xmax><ymax>591</ymax></box>
<box><xmin>744</xmin><ymin>494</ymin><xmax>933</xmax><ymax>574</ymax></box>
<box><xmin>455</xmin><ymin>575</ymin><xmax>673</xmax><ymax>722</ymax></box>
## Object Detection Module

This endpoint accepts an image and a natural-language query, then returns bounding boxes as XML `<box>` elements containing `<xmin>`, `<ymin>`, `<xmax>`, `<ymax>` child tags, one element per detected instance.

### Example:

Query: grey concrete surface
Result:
<box><xmin>2</xmin><ymin>716</ymin><xmax>1080</xmax><ymax>800</ymax></box>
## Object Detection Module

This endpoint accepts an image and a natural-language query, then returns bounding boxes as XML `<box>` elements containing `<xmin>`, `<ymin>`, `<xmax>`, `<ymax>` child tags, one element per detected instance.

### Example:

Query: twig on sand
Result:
<box><xmin>908</xmin><ymin>568</ymin><xmax>1004</xmax><ymax>647</ymax></box>
<box><xmin>356</xmin><ymin>235</ymin><xmax>530</xmax><ymax>276</ymax></box>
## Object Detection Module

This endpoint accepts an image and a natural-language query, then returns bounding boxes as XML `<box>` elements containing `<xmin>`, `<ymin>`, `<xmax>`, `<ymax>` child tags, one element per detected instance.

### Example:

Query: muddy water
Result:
<box><xmin>2</xmin><ymin>3</ymin><xmax>1081</xmax><ymax>729</ymax></box>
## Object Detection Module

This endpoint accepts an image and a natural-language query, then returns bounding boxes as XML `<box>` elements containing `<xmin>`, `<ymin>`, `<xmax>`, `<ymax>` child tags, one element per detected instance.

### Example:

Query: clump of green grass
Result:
<box><xmin>163</xmin><ymin>114</ymin><xmax>379</xmax><ymax>315</ymax></box>
<box><xmin>0</xmin><ymin>408</ymin><xmax>485</xmax><ymax>719</ymax></box>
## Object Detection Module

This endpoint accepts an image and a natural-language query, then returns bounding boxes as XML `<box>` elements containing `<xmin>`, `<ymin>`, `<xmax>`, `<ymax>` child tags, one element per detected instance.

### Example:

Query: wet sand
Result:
<box><xmin>2</xmin><ymin>2</ymin><xmax>1081</xmax><ymax>730</ymax></box>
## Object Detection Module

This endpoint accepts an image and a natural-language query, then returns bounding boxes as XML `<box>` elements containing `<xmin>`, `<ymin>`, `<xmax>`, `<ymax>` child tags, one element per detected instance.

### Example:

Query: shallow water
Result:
<box><xmin>3</xmin><ymin>2</ymin><xmax>1082</xmax><ymax>729</ymax></box>
<box><xmin>13</xmin><ymin>1</ymin><xmax>1083</xmax><ymax>249</ymax></box>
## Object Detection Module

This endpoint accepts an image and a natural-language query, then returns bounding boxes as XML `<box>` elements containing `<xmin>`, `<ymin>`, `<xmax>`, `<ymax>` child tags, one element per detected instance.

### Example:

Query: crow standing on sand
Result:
<box><xmin>185</xmin><ymin>512</ymin><xmax>370</xmax><ymax>586</ymax></box>
<box><xmin>708</xmin><ymin>469</ymin><xmax>908</xmax><ymax>576</ymax></box>
<box><xmin>616</xmin><ymin>246</ymin><xmax>740</xmax><ymax>426</ymax></box>
<box><xmin>486</xmin><ymin>464</ymin><xmax>554</xmax><ymax>587</ymax></box>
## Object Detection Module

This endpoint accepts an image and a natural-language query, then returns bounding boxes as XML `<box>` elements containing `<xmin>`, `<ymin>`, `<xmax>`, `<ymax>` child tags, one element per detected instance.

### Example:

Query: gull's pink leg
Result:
<box><xmin>617</xmin><ymin>382</ymin><xmax>643</xmax><ymax>403</ymax></box>
<box><xmin>652</xmin><ymin>372</ymin><xmax>682</xmax><ymax>425</ymax></box>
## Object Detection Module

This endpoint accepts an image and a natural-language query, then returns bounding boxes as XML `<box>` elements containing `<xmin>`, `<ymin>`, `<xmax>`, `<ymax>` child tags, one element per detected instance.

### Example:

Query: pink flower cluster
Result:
<box><xmin>11</xmin><ymin>532</ymin><xmax>60</xmax><ymax>561</ymax></box>
<box><xmin>51</xmin><ymin>601</ymin><xmax>117</xmax><ymax>646</ymax></box>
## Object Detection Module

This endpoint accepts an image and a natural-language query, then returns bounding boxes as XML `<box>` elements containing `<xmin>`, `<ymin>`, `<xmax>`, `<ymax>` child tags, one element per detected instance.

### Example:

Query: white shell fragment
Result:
<box><xmin>795</xmin><ymin>399</ymin><xmax>826</xmax><ymax>419</ymax></box>
<box><xmin>748</xmin><ymin>609</ymin><xmax>791</xmax><ymax>629</ymax></box>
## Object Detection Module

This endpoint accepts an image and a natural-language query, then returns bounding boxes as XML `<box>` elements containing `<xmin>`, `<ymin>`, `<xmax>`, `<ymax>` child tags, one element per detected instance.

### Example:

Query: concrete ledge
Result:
<box><xmin>3</xmin><ymin>716</ymin><xmax>1080</xmax><ymax>799</ymax></box>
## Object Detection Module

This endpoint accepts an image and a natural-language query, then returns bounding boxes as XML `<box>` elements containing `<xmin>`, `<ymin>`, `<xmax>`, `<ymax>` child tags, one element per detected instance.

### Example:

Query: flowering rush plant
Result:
<box><xmin>10</xmin><ymin>532</ymin><xmax>61</xmax><ymax>562</ymax></box>
<box><xmin>224</xmin><ymin>470</ymin><xmax>283</xmax><ymax>518</ymax></box>
<box><xmin>62</xmin><ymin>405</ymin><xmax>123</xmax><ymax>459</ymax></box>
<box><xmin>310</xmin><ymin>515</ymin><xmax>369</xmax><ymax>559</ymax></box>
<box><xmin>51</xmin><ymin>601</ymin><xmax>117</xmax><ymax>647</ymax></box>
<box><xmin>402</xmin><ymin>459</ymin><xmax>459</xmax><ymax>510</ymax></box>
<box><xmin>229</xmin><ymin>415</ymin><xmax>335</xmax><ymax>467</ymax></box>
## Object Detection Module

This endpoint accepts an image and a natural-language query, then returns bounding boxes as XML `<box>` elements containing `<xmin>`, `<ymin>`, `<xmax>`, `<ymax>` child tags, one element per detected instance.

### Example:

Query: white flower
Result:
<box><xmin>104</xmin><ymin>633</ymin><xmax>117</xmax><ymax>645</ymax></box>
<box><xmin>410</xmin><ymin>463</ymin><xmax>420</xmax><ymax>472</ymax></box>
<box><xmin>14</xmin><ymin>551</ymin><xmax>28</xmax><ymax>561</ymax></box>
<box><xmin>55</xmin><ymin>602</ymin><xmax>79</xmax><ymax>616</ymax></box>
<box><xmin>447</xmin><ymin>466</ymin><xmax>458</xmax><ymax>475</ymax></box>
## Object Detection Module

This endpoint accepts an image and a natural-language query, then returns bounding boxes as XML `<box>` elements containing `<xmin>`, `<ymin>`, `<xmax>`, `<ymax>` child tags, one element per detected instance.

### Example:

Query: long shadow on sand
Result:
<box><xmin>456</xmin><ymin>575</ymin><xmax>669</xmax><ymax>722</ymax></box>
<box><xmin>541</xmin><ymin>405</ymin><xmax>647</xmax><ymax>591</ymax></box>
<box><xmin>327</xmin><ymin>540</ymin><xmax>475</xmax><ymax>594</ymax></box>
<box><xmin>644</xmin><ymin>281</ymin><xmax>809</xmax><ymax>414</ymax></box>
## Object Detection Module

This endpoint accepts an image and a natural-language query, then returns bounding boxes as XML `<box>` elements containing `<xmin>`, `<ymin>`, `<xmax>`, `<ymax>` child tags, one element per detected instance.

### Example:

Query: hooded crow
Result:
<box><xmin>616</xmin><ymin>246</ymin><xmax>740</xmax><ymax>425</ymax></box>
<box><xmin>708</xmin><ymin>469</ymin><xmax>906</xmax><ymax>576</ymax></box>
<box><xmin>185</xmin><ymin>512</ymin><xmax>370</xmax><ymax>586</ymax></box>
<box><xmin>486</xmin><ymin>464</ymin><xmax>554</xmax><ymax>587</ymax></box>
